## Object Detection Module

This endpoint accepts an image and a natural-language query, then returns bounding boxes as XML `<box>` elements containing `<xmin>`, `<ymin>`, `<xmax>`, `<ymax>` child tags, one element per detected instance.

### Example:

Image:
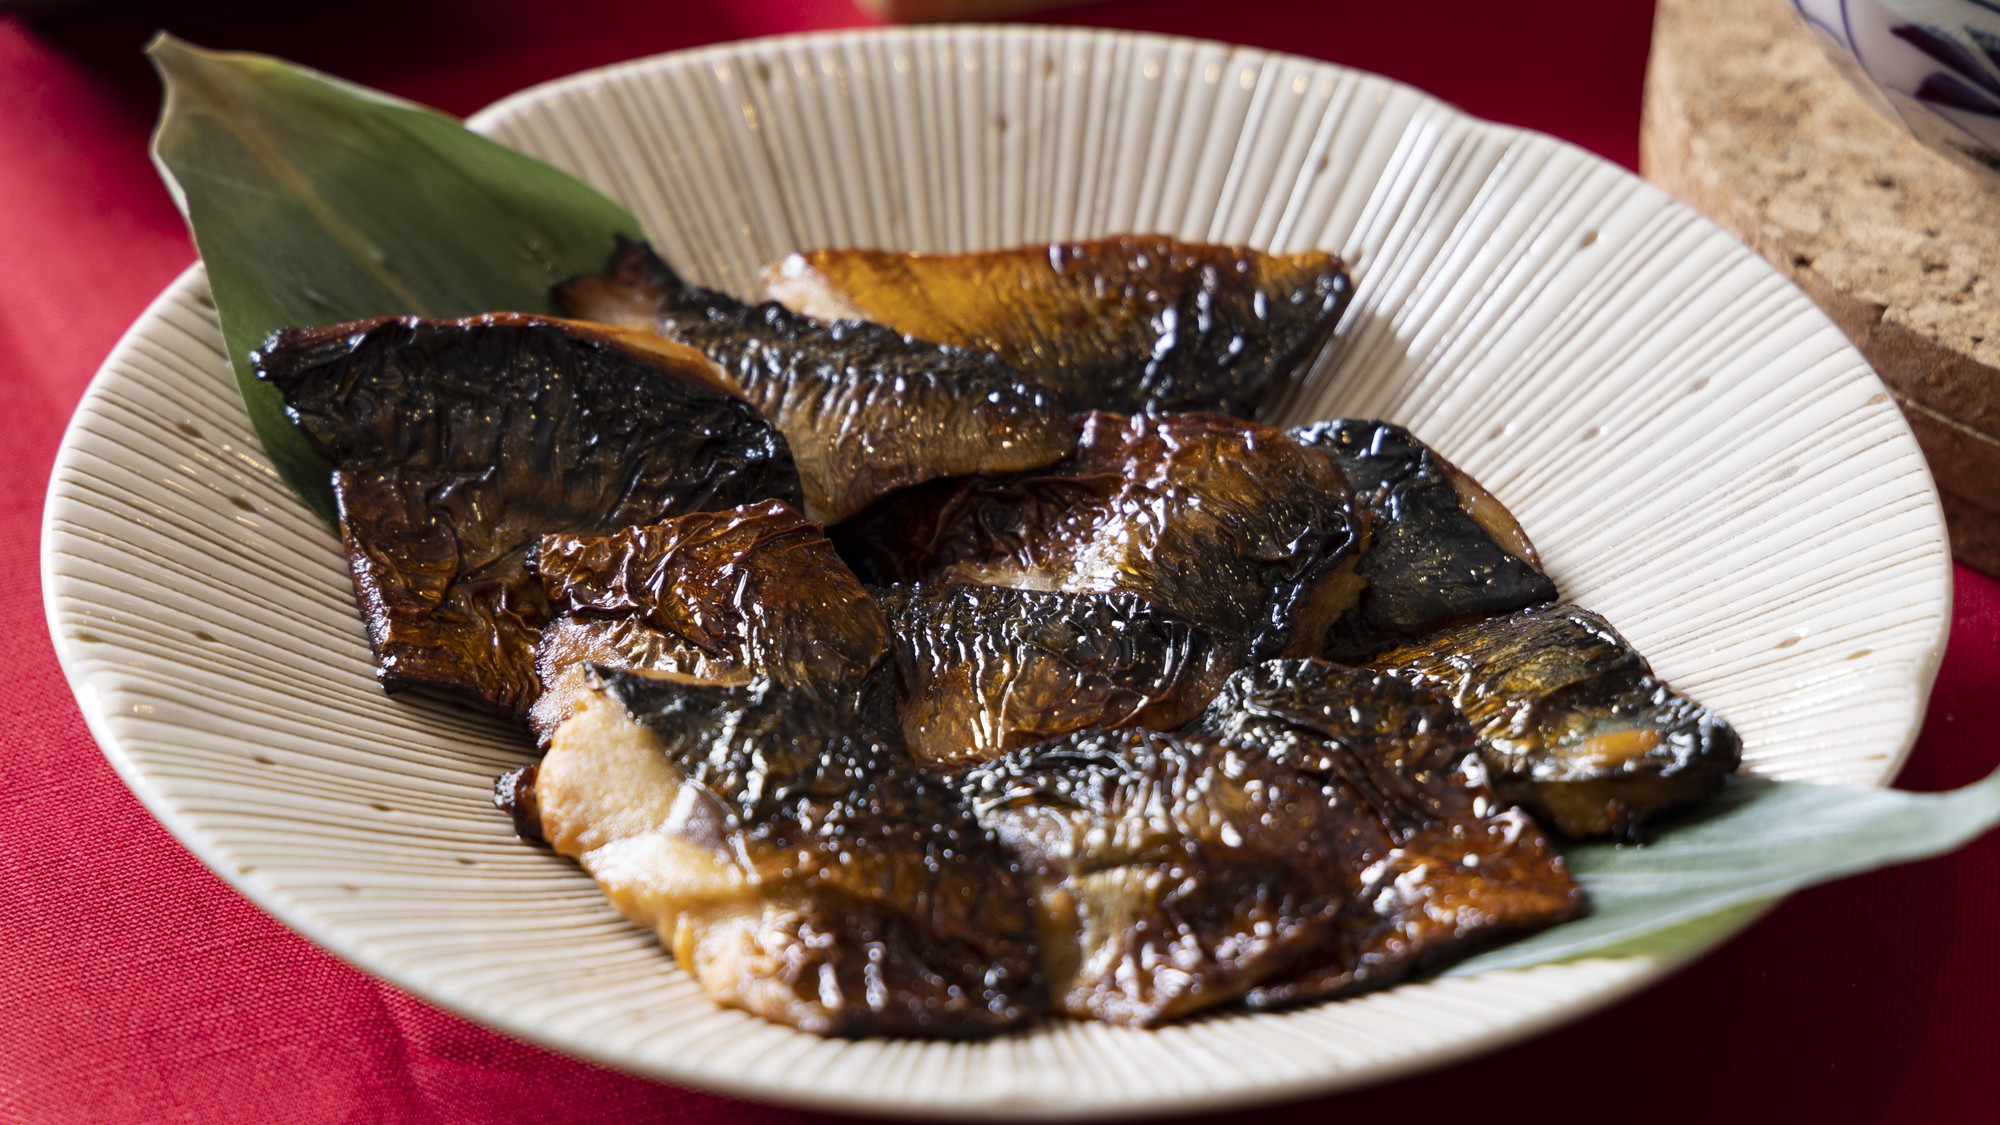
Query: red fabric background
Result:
<box><xmin>5</xmin><ymin>1</ymin><xmax>1997</xmax><ymax>1121</ymax></box>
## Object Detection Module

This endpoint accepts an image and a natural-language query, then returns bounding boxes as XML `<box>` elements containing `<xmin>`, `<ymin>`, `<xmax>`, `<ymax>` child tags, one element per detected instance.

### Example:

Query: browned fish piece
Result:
<box><xmin>254</xmin><ymin>314</ymin><xmax>802</xmax><ymax>722</ymax></box>
<box><xmin>763</xmin><ymin>236</ymin><xmax>1353</xmax><ymax>417</ymax></box>
<box><xmin>876</xmin><ymin>582</ymin><xmax>1239</xmax><ymax>771</ymax></box>
<box><xmin>527</xmin><ymin>500</ymin><xmax>887</xmax><ymax>743</ymax></box>
<box><xmin>554</xmin><ymin>238</ymin><xmax>1073</xmax><ymax>522</ymax></box>
<box><xmin>1290</xmin><ymin>419</ymin><xmax>1557</xmax><ymax>659</ymax></box>
<box><xmin>530</xmin><ymin>616</ymin><xmax>707</xmax><ymax>743</ymax></box>
<box><xmin>493</xmin><ymin>762</ymin><xmax>544</xmax><ymax>843</ymax></box>
<box><xmin>1187</xmin><ymin>660</ymin><xmax>1580</xmax><ymax>1010</ymax></box>
<box><xmin>1368</xmin><ymin>604</ymin><xmax>1742</xmax><ymax>839</ymax></box>
<box><xmin>537</xmin><ymin>669</ymin><xmax>1045</xmax><ymax>1037</ymax></box>
<box><xmin>960</xmin><ymin>659</ymin><xmax>1577</xmax><ymax>1025</ymax></box>
<box><xmin>513</xmin><ymin>501</ymin><xmax>1036</xmax><ymax>1035</ymax></box>
<box><xmin>1244</xmin><ymin>797</ymin><xmax>1582</xmax><ymax>1008</ymax></box>
<box><xmin>958</xmin><ymin>724</ymin><xmax>1347</xmax><ymax>1026</ymax></box>
<box><xmin>835</xmin><ymin>411</ymin><xmax>1365</xmax><ymax>662</ymax></box>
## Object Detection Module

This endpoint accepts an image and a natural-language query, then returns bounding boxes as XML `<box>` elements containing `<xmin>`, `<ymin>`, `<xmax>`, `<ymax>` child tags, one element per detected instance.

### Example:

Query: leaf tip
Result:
<box><xmin>144</xmin><ymin>31</ymin><xmax>209</xmax><ymax>82</ymax></box>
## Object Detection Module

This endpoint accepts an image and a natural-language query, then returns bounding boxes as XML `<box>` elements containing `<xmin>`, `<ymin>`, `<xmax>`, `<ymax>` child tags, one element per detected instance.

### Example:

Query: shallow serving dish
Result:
<box><xmin>42</xmin><ymin>25</ymin><xmax>1951</xmax><ymax>1119</ymax></box>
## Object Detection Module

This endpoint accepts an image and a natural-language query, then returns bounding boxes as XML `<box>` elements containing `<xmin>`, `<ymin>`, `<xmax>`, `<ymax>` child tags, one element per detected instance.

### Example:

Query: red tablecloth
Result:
<box><xmin>7</xmin><ymin>1</ymin><xmax>1998</xmax><ymax>1121</ymax></box>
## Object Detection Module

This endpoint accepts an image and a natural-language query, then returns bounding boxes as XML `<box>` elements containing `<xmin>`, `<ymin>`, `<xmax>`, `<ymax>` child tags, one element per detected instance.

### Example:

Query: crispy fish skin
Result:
<box><xmin>1369</xmin><ymin>604</ymin><xmax>1743</xmax><ymax>839</ymax></box>
<box><xmin>877</xmin><ymin>582</ymin><xmax>1239</xmax><ymax>771</ymax></box>
<box><xmin>493</xmin><ymin>762</ymin><xmax>545</xmax><ymax>843</ymax></box>
<box><xmin>255</xmin><ymin>314</ymin><xmax>802</xmax><ymax>722</ymax></box>
<box><xmin>1187</xmin><ymin>660</ymin><xmax>1580</xmax><ymax>1010</ymax></box>
<box><xmin>1291</xmin><ymin>419</ymin><xmax>1557</xmax><ymax>659</ymax></box>
<box><xmin>554</xmin><ymin>238</ymin><xmax>1074</xmax><ymax>522</ymax></box>
<box><xmin>959</xmin><ymin>726</ymin><xmax>1349</xmax><ymax>1027</ymax></box>
<box><xmin>1243</xmin><ymin>780</ymin><xmax>1579</xmax><ymax>1008</ymax></box>
<box><xmin>527</xmin><ymin>500</ymin><xmax>888</xmax><ymax>742</ymax></box>
<box><xmin>762</xmin><ymin>236</ymin><xmax>1353</xmax><ymax>418</ymax></box>
<box><xmin>538</xmin><ymin>671</ymin><xmax>1045</xmax><ymax>1037</ymax></box>
<box><xmin>529</xmin><ymin>615</ymin><xmax>728</xmax><ymax>745</ymax></box>
<box><xmin>836</xmin><ymin>411</ymin><xmax>1365</xmax><ymax>661</ymax></box>
<box><xmin>960</xmin><ymin>658</ymin><xmax>1576</xmax><ymax>1024</ymax></box>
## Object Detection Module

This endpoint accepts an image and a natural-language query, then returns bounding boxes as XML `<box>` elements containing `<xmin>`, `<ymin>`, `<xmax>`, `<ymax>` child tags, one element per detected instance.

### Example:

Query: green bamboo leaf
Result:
<box><xmin>1451</xmin><ymin>767</ymin><xmax>2000</xmax><ymax>976</ymax></box>
<box><xmin>146</xmin><ymin>34</ymin><xmax>642</xmax><ymax>525</ymax></box>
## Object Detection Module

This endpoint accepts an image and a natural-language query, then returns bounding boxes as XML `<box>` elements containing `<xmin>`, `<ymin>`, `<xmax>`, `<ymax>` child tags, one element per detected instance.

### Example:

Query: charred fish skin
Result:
<box><xmin>876</xmin><ymin>582</ymin><xmax>1240</xmax><ymax>771</ymax></box>
<box><xmin>527</xmin><ymin>500</ymin><xmax>889</xmax><ymax>743</ymax></box>
<box><xmin>493</xmin><ymin>763</ymin><xmax>544</xmax><ymax>844</ymax></box>
<box><xmin>331</xmin><ymin>462</ymin><xmax>552</xmax><ymax>716</ymax></box>
<box><xmin>535</xmin><ymin>669</ymin><xmax>1045</xmax><ymax>1038</ymax></box>
<box><xmin>1290</xmin><ymin>419</ymin><xmax>1556</xmax><ymax>661</ymax></box>
<box><xmin>836</xmin><ymin>411</ymin><xmax>1366</xmax><ymax>662</ymax></box>
<box><xmin>1242</xmin><ymin>765</ymin><xmax>1579</xmax><ymax>1009</ymax></box>
<box><xmin>254</xmin><ymin>314</ymin><xmax>803</xmax><ymax>722</ymax></box>
<box><xmin>1188</xmin><ymin>660</ymin><xmax>1580</xmax><ymax>1010</ymax></box>
<box><xmin>1191</xmin><ymin>659</ymin><xmax>1480</xmax><ymax>822</ymax></box>
<box><xmin>554</xmin><ymin>238</ymin><xmax>1074</xmax><ymax>523</ymax></box>
<box><xmin>761</xmin><ymin>235</ymin><xmax>1354</xmax><ymax>418</ymax></box>
<box><xmin>829</xmin><ymin>467</ymin><xmax>1101</xmax><ymax>587</ymax></box>
<box><xmin>958</xmin><ymin>658</ymin><xmax>1577</xmax><ymax>1024</ymax></box>
<box><xmin>529</xmin><ymin>614</ymin><xmax>710</xmax><ymax>745</ymax></box>
<box><xmin>1368</xmin><ymin>604</ymin><xmax>1743</xmax><ymax>840</ymax></box>
<box><xmin>959</xmin><ymin>726</ymin><xmax>1349</xmax><ymax>1028</ymax></box>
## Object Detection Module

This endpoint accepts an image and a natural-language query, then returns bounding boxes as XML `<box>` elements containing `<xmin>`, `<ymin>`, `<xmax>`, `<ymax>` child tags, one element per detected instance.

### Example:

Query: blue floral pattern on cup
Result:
<box><xmin>1894</xmin><ymin>21</ymin><xmax>2000</xmax><ymax>118</ymax></box>
<box><xmin>1793</xmin><ymin>0</ymin><xmax>2000</xmax><ymax>173</ymax></box>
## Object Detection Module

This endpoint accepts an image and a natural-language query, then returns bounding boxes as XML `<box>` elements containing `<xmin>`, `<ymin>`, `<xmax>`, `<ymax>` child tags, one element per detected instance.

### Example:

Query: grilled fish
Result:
<box><xmin>528</xmin><ymin>500</ymin><xmax>888</xmax><ymax>743</ymax></box>
<box><xmin>1369</xmin><ymin>604</ymin><xmax>1742</xmax><ymax>839</ymax></box>
<box><xmin>1191</xmin><ymin>660</ymin><xmax>1580</xmax><ymax>1009</ymax></box>
<box><xmin>535</xmin><ymin>670</ymin><xmax>1044</xmax><ymax>1037</ymax></box>
<box><xmin>509</xmin><ymin>501</ymin><xmax>1039</xmax><ymax>1035</ymax></box>
<box><xmin>959</xmin><ymin>724</ymin><xmax>1347</xmax><ymax>1026</ymax></box>
<box><xmin>763</xmin><ymin>236</ymin><xmax>1353</xmax><ymax>417</ymax></box>
<box><xmin>961</xmin><ymin>659</ymin><xmax>1577</xmax><ymax>1024</ymax></box>
<box><xmin>836</xmin><ymin>411</ymin><xmax>1365</xmax><ymax>661</ymax></box>
<box><xmin>254</xmin><ymin>314</ymin><xmax>801</xmax><ymax>722</ymax></box>
<box><xmin>1292</xmin><ymin>419</ymin><xmax>1556</xmax><ymax>659</ymax></box>
<box><xmin>554</xmin><ymin>238</ymin><xmax>1073</xmax><ymax>522</ymax></box>
<box><xmin>877</xmin><ymin>582</ymin><xmax>1238</xmax><ymax>771</ymax></box>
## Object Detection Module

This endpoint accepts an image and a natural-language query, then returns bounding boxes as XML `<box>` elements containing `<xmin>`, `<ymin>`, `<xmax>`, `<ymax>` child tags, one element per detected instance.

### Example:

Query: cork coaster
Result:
<box><xmin>1641</xmin><ymin>0</ymin><xmax>2000</xmax><ymax>575</ymax></box>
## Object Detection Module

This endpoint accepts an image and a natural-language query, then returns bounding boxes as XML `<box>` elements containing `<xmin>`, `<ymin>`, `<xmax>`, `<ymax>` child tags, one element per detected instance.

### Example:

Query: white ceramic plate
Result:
<box><xmin>43</xmin><ymin>26</ymin><xmax>1951</xmax><ymax>1119</ymax></box>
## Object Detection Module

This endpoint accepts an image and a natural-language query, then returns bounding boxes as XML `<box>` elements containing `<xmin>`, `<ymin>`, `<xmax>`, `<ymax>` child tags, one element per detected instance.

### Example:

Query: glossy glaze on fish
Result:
<box><xmin>961</xmin><ymin>659</ymin><xmax>1577</xmax><ymax>1024</ymax></box>
<box><xmin>1369</xmin><ymin>604</ymin><xmax>1743</xmax><ymax>839</ymax></box>
<box><xmin>1188</xmin><ymin>660</ymin><xmax>1580</xmax><ymax>1009</ymax></box>
<box><xmin>762</xmin><ymin>236</ymin><xmax>1352</xmax><ymax>417</ymax></box>
<box><xmin>877</xmin><ymin>582</ymin><xmax>1238</xmax><ymax>771</ymax></box>
<box><xmin>535</xmin><ymin>670</ymin><xmax>1045</xmax><ymax>1037</ymax></box>
<box><xmin>959</xmin><ymin>724</ymin><xmax>1348</xmax><ymax>1026</ymax></box>
<box><xmin>554</xmin><ymin>239</ymin><xmax>1073</xmax><ymax>522</ymax></box>
<box><xmin>1292</xmin><ymin>419</ymin><xmax>1557</xmax><ymax>659</ymax></box>
<box><xmin>836</xmin><ymin>411</ymin><xmax>1365</xmax><ymax>661</ymax></box>
<box><xmin>254</xmin><ymin>314</ymin><xmax>802</xmax><ymax>721</ymax></box>
<box><xmin>528</xmin><ymin>500</ymin><xmax>889</xmax><ymax>743</ymax></box>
